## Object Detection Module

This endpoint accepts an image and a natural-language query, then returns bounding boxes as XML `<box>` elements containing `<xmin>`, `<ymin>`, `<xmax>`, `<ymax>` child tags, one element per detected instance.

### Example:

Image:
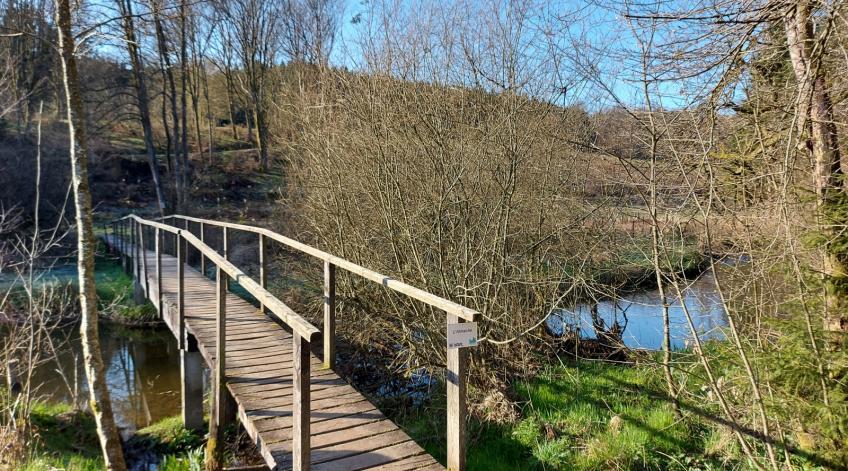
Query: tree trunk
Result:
<box><xmin>785</xmin><ymin>1</ymin><xmax>847</xmax><ymax>341</ymax></box>
<box><xmin>151</xmin><ymin>0</ymin><xmax>184</xmax><ymax>209</ymax></box>
<box><xmin>179</xmin><ymin>0</ymin><xmax>190</xmax><ymax>204</ymax></box>
<box><xmin>224</xmin><ymin>72</ymin><xmax>238</xmax><ymax>140</ymax></box>
<box><xmin>118</xmin><ymin>0</ymin><xmax>167</xmax><ymax>215</ymax></box>
<box><xmin>202</xmin><ymin>63</ymin><xmax>214</xmax><ymax>163</ymax></box>
<box><xmin>254</xmin><ymin>103</ymin><xmax>269</xmax><ymax>172</ymax></box>
<box><xmin>55</xmin><ymin>0</ymin><xmax>128</xmax><ymax>468</ymax></box>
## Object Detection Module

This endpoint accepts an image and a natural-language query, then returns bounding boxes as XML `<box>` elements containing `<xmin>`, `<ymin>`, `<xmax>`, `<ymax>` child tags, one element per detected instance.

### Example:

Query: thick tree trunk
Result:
<box><xmin>785</xmin><ymin>1</ymin><xmax>847</xmax><ymax>340</ymax></box>
<box><xmin>54</xmin><ymin>0</ymin><xmax>127</xmax><ymax>468</ymax></box>
<box><xmin>118</xmin><ymin>0</ymin><xmax>167</xmax><ymax>214</ymax></box>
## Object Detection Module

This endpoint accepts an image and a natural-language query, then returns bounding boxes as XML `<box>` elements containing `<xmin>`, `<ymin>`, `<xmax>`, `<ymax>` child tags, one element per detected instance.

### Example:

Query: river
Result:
<box><xmin>546</xmin><ymin>266</ymin><xmax>729</xmax><ymax>350</ymax></box>
<box><xmin>22</xmin><ymin>323</ymin><xmax>190</xmax><ymax>435</ymax></box>
<box><xmin>8</xmin><ymin>262</ymin><xmax>730</xmax><ymax>433</ymax></box>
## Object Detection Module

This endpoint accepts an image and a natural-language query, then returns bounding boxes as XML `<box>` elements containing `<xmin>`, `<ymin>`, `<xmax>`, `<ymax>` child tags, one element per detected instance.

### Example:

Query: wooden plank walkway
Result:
<box><xmin>105</xmin><ymin>234</ymin><xmax>443</xmax><ymax>471</ymax></box>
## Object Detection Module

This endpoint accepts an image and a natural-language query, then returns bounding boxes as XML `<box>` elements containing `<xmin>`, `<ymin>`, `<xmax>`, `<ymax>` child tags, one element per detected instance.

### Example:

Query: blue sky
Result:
<box><xmin>324</xmin><ymin>0</ymin><xmax>741</xmax><ymax>111</ymax></box>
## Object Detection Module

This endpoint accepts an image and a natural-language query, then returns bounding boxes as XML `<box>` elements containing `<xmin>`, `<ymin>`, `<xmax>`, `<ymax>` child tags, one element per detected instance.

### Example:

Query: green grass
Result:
<box><xmin>21</xmin><ymin>402</ymin><xmax>103</xmax><ymax>471</ymax></box>
<box><xmin>94</xmin><ymin>254</ymin><xmax>134</xmax><ymax>304</ymax></box>
<box><xmin>130</xmin><ymin>415</ymin><xmax>204</xmax><ymax>453</ymax></box>
<box><xmin>401</xmin><ymin>360</ymin><xmax>730</xmax><ymax>470</ymax></box>
<box><xmin>20</xmin><ymin>405</ymin><xmax>204</xmax><ymax>470</ymax></box>
<box><xmin>94</xmin><ymin>254</ymin><xmax>160</xmax><ymax>323</ymax></box>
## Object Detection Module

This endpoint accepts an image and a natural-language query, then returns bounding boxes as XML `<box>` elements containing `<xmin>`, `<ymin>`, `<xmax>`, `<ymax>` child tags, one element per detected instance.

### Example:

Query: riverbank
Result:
<box><xmin>15</xmin><ymin>402</ymin><xmax>202</xmax><ymax>470</ymax></box>
<box><xmin>390</xmin><ymin>359</ymin><xmax>730</xmax><ymax>470</ymax></box>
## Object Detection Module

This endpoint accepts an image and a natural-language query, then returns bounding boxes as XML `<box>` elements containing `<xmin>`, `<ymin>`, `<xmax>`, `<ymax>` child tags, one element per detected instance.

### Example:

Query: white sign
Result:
<box><xmin>447</xmin><ymin>322</ymin><xmax>478</xmax><ymax>349</ymax></box>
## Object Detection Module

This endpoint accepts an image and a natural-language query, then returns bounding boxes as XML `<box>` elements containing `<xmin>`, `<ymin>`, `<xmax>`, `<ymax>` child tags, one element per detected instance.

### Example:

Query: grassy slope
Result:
<box><xmin>401</xmin><ymin>360</ymin><xmax>732</xmax><ymax>471</ymax></box>
<box><xmin>21</xmin><ymin>405</ymin><xmax>203</xmax><ymax>471</ymax></box>
<box><xmin>22</xmin><ymin>402</ymin><xmax>103</xmax><ymax>471</ymax></box>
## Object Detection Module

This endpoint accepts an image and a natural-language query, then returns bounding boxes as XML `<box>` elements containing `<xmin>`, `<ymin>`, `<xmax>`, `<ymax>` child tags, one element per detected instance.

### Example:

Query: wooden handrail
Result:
<box><xmin>114</xmin><ymin>215</ymin><xmax>321</xmax><ymax>343</ymax></box>
<box><xmin>160</xmin><ymin>214</ymin><xmax>480</xmax><ymax>322</ymax></box>
<box><xmin>112</xmin><ymin>213</ymin><xmax>472</xmax><ymax>471</ymax></box>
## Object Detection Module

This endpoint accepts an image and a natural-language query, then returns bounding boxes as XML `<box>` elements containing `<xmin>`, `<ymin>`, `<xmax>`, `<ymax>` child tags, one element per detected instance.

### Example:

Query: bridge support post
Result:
<box><xmin>446</xmin><ymin>313</ymin><xmax>467</xmax><ymax>471</ymax></box>
<box><xmin>181</xmin><ymin>335</ymin><xmax>204</xmax><ymax>431</ymax></box>
<box><xmin>176</xmin><ymin>233</ymin><xmax>204</xmax><ymax>432</ymax></box>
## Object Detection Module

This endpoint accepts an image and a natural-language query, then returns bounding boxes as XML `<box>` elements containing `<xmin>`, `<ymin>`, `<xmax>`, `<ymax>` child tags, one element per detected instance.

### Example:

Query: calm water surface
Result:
<box><xmin>27</xmin><ymin>323</ymin><xmax>191</xmax><ymax>435</ymax></box>
<box><xmin>546</xmin><ymin>268</ymin><xmax>728</xmax><ymax>350</ymax></box>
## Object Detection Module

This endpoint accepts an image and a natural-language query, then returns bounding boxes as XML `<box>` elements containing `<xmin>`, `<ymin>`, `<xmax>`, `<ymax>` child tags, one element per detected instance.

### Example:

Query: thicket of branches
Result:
<box><xmin>1</xmin><ymin>0</ymin><xmax>847</xmax><ymax>468</ymax></box>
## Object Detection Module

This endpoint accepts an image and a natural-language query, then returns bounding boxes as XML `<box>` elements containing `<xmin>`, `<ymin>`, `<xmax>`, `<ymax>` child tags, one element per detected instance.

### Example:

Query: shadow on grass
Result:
<box><xmin>597</xmin><ymin>370</ymin><xmax>846</xmax><ymax>471</ymax></box>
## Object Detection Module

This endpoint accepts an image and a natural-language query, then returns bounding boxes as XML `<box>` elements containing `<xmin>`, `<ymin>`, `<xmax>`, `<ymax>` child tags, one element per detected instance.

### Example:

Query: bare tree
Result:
<box><xmin>116</xmin><ymin>0</ymin><xmax>168</xmax><ymax>214</ymax></box>
<box><xmin>280</xmin><ymin>0</ymin><xmax>342</xmax><ymax>65</ymax></box>
<box><xmin>54</xmin><ymin>0</ymin><xmax>127</xmax><ymax>467</ymax></box>
<box><xmin>215</xmin><ymin>0</ymin><xmax>280</xmax><ymax>171</ymax></box>
<box><xmin>783</xmin><ymin>0</ymin><xmax>846</xmax><ymax>341</ymax></box>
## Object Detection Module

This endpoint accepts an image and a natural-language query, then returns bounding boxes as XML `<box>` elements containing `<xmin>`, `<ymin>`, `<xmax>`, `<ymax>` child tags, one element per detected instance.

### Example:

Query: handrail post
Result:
<box><xmin>134</xmin><ymin>220</ymin><xmax>140</xmax><ymax>282</ymax></box>
<box><xmin>293</xmin><ymin>334</ymin><xmax>311</xmax><ymax>471</ymax></box>
<box><xmin>200</xmin><ymin>222</ymin><xmax>206</xmax><ymax>276</ymax></box>
<box><xmin>183</xmin><ymin>218</ymin><xmax>189</xmax><ymax>266</ymax></box>
<box><xmin>222</xmin><ymin>226</ymin><xmax>228</xmax><ymax>260</ymax></box>
<box><xmin>323</xmin><ymin>261</ymin><xmax>336</xmax><ymax>369</ymax></box>
<box><xmin>139</xmin><ymin>223</ymin><xmax>149</xmax><ymax>297</ymax></box>
<box><xmin>177</xmin><ymin>232</ymin><xmax>185</xmax><ymax>349</ymax></box>
<box><xmin>447</xmin><ymin>313</ymin><xmax>467</xmax><ymax>471</ymax></box>
<box><xmin>206</xmin><ymin>265</ymin><xmax>228</xmax><ymax>470</ymax></box>
<box><xmin>259</xmin><ymin>233</ymin><xmax>268</xmax><ymax>313</ymax></box>
<box><xmin>176</xmin><ymin>231</ymin><xmax>203</xmax><ymax>431</ymax></box>
<box><xmin>155</xmin><ymin>227</ymin><xmax>163</xmax><ymax>317</ymax></box>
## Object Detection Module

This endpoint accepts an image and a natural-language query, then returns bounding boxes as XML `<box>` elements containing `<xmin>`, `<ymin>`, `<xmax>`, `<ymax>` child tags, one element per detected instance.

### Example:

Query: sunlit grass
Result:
<box><xmin>401</xmin><ymin>360</ymin><xmax>727</xmax><ymax>470</ymax></box>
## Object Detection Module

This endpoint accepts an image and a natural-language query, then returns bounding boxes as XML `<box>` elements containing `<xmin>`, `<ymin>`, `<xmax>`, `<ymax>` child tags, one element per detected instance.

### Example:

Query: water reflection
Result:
<box><xmin>27</xmin><ymin>323</ymin><xmax>188</xmax><ymax>434</ymax></box>
<box><xmin>547</xmin><ymin>269</ymin><xmax>728</xmax><ymax>350</ymax></box>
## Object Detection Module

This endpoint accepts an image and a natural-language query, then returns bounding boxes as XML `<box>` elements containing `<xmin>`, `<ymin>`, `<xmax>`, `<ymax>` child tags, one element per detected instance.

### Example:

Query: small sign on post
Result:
<box><xmin>447</xmin><ymin>322</ymin><xmax>478</xmax><ymax>349</ymax></box>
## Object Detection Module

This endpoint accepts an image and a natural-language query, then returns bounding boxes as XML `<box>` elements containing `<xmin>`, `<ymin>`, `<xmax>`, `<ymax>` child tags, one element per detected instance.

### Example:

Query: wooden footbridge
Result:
<box><xmin>103</xmin><ymin>215</ymin><xmax>478</xmax><ymax>471</ymax></box>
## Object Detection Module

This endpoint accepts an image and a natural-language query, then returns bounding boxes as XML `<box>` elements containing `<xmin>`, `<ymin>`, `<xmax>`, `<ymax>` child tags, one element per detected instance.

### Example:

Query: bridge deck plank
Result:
<box><xmin>106</xmin><ymin>235</ymin><xmax>442</xmax><ymax>471</ymax></box>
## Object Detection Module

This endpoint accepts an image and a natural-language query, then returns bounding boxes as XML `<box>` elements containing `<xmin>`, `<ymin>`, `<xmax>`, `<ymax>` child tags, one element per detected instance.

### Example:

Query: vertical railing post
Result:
<box><xmin>177</xmin><ymin>231</ymin><xmax>203</xmax><ymax>431</ymax></box>
<box><xmin>206</xmin><ymin>265</ymin><xmax>228</xmax><ymax>469</ymax></box>
<box><xmin>155</xmin><ymin>227</ymin><xmax>163</xmax><ymax>317</ymax></box>
<box><xmin>323</xmin><ymin>261</ymin><xmax>336</xmax><ymax>370</ymax></box>
<box><xmin>134</xmin><ymin>220</ymin><xmax>140</xmax><ymax>281</ymax></box>
<box><xmin>200</xmin><ymin>222</ymin><xmax>207</xmax><ymax>276</ymax></box>
<box><xmin>222</xmin><ymin>226</ymin><xmax>228</xmax><ymax>260</ymax></box>
<box><xmin>447</xmin><ymin>313</ymin><xmax>467</xmax><ymax>471</ymax></box>
<box><xmin>177</xmin><ymin>232</ymin><xmax>185</xmax><ymax>349</ymax></box>
<box><xmin>292</xmin><ymin>334</ymin><xmax>311</xmax><ymax>471</ymax></box>
<box><xmin>139</xmin><ymin>223</ymin><xmax>149</xmax><ymax>297</ymax></box>
<box><xmin>259</xmin><ymin>234</ymin><xmax>268</xmax><ymax>313</ymax></box>
<box><xmin>183</xmin><ymin>218</ymin><xmax>189</xmax><ymax>266</ymax></box>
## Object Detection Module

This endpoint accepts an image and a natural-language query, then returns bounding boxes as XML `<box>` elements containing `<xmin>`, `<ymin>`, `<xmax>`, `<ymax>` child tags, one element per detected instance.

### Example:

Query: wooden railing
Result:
<box><xmin>106</xmin><ymin>213</ymin><xmax>479</xmax><ymax>471</ymax></box>
<box><xmin>108</xmin><ymin>215</ymin><xmax>320</xmax><ymax>470</ymax></box>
